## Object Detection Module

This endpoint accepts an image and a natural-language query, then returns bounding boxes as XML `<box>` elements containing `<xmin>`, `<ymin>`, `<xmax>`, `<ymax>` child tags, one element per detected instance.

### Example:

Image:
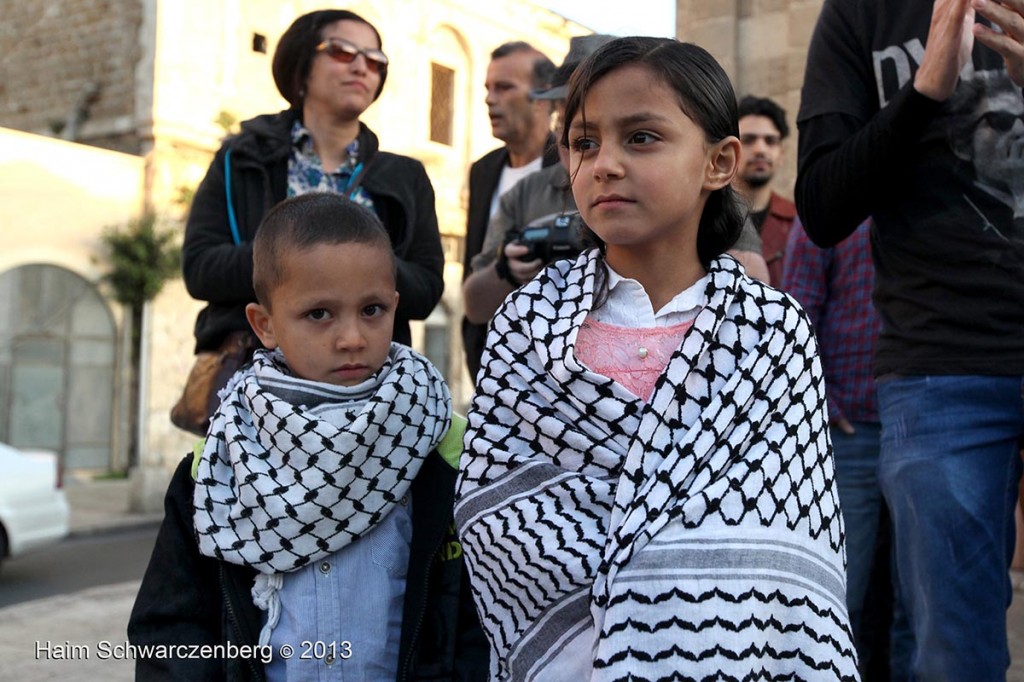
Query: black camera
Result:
<box><xmin>505</xmin><ymin>211</ymin><xmax>586</xmax><ymax>265</ymax></box>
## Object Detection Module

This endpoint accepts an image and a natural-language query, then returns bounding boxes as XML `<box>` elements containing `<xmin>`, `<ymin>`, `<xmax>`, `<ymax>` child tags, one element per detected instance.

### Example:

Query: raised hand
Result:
<box><xmin>915</xmin><ymin>0</ymin><xmax>977</xmax><ymax>101</ymax></box>
<box><xmin>973</xmin><ymin>0</ymin><xmax>1024</xmax><ymax>85</ymax></box>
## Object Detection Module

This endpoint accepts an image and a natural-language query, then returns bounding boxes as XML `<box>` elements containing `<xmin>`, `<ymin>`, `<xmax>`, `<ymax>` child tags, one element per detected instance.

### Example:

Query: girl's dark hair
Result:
<box><xmin>561</xmin><ymin>37</ymin><xmax>745</xmax><ymax>267</ymax></box>
<box><xmin>272</xmin><ymin>10</ymin><xmax>386</xmax><ymax>109</ymax></box>
<box><xmin>253</xmin><ymin>193</ymin><xmax>394</xmax><ymax>308</ymax></box>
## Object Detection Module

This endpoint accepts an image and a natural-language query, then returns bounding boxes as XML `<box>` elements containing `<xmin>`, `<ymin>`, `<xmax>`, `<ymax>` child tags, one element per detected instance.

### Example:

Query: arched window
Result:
<box><xmin>0</xmin><ymin>265</ymin><xmax>116</xmax><ymax>469</ymax></box>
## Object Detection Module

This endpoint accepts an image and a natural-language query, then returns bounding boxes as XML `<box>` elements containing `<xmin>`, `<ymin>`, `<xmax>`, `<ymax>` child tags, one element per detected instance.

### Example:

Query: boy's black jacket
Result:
<box><xmin>127</xmin><ymin>451</ymin><xmax>487</xmax><ymax>681</ymax></box>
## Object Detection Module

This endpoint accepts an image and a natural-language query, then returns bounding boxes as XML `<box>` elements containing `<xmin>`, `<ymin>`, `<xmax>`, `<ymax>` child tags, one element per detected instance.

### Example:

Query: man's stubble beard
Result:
<box><xmin>740</xmin><ymin>173</ymin><xmax>772</xmax><ymax>190</ymax></box>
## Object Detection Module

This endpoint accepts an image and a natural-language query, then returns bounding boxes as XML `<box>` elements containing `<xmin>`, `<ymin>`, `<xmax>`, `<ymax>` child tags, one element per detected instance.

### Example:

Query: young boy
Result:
<box><xmin>128</xmin><ymin>193</ymin><xmax>486</xmax><ymax>681</ymax></box>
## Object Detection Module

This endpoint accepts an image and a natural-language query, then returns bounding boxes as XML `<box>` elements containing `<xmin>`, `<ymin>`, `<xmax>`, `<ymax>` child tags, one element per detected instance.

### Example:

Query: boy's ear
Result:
<box><xmin>704</xmin><ymin>135</ymin><xmax>740</xmax><ymax>191</ymax></box>
<box><xmin>245</xmin><ymin>302</ymin><xmax>278</xmax><ymax>349</ymax></box>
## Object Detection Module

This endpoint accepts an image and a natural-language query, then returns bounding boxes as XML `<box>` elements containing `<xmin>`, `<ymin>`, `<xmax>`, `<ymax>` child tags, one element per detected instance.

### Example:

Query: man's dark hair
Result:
<box><xmin>737</xmin><ymin>95</ymin><xmax>790</xmax><ymax>139</ymax></box>
<box><xmin>491</xmin><ymin>41</ymin><xmax>555</xmax><ymax>90</ymax></box>
<box><xmin>272</xmin><ymin>10</ymin><xmax>386</xmax><ymax>108</ymax></box>
<box><xmin>253</xmin><ymin>193</ymin><xmax>394</xmax><ymax>308</ymax></box>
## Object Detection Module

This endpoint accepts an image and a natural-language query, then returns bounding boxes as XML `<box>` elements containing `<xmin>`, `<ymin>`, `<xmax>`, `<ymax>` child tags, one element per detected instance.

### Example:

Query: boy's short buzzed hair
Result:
<box><xmin>253</xmin><ymin>193</ymin><xmax>395</xmax><ymax>307</ymax></box>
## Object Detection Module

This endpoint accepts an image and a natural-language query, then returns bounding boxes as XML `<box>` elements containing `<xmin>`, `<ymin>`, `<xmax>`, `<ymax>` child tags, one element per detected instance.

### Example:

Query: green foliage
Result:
<box><xmin>175</xmin><ymin>184</ymin><xmax>196</xmax><ymax>210</ymax></box>
<box><xmin>215</xmin><ymin>109</ymin><xmax>239</xmax><ymax>134</ymax></box>
<box><xmin>100</xmin><ymin>213</ymin><xmax>182</xmax><ymax>308</ymax></box>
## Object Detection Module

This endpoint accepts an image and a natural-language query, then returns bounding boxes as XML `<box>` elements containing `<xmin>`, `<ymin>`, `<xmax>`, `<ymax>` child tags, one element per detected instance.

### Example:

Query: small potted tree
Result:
<box><xmin>99</xmin><ymin>213</ymin><xmax>181</xmax><ymax>472</ymax></box>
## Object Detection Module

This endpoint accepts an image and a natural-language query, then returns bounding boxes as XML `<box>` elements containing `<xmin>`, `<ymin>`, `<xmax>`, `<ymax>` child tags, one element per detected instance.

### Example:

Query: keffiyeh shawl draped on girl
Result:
<box><xmin>454</xmin><ymin>252</ymin><xmax>859</xmax><ymax>681</ymax></box>
<box><xmin>194</xmin><ymin>345</ymin><xmax>450</xmax><ymax>574</ymax></box>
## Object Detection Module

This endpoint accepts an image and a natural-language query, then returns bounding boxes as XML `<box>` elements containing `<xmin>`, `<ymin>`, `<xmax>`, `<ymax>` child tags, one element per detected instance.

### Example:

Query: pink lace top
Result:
<box><xmin>575</xmin><ymin>317</ymin><xmax>695</xmax><ymax>402</ymax></box>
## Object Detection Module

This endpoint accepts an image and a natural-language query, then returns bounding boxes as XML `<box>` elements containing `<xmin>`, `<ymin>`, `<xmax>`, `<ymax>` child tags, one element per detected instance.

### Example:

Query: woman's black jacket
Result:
<box><xmin>182</xmin><ymin>109</ymin><xmax>444</xmax><ymax>351</ymax></box>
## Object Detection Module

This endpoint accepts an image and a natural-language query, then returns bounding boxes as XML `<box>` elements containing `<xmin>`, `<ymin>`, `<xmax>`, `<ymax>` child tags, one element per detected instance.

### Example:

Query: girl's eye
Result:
<box><xmin>362</xmin><ymin>303</ymin><xmax>385</xmax><ymax>317</ymax></box>
<box><xmin>306</xmin><ymin>308</ymin><xmax>330</xmax><ymax>321</ymax></box>
<box><xmin>629</xmin><ymin>131</ymin><xmax>658</xmax><ymax>145</ymax></box>
<box><xmin>571</xmin><ymin>137</ymin><xmax>598</xmax><ymax>153</ymax></box>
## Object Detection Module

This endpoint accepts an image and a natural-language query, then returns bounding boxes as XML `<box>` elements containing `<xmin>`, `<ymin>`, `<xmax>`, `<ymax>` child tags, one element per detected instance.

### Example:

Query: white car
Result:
<box><xmin>0</xmin><ymin>443</ymin><xmax>69</xmax><ymax>569</ymax></box>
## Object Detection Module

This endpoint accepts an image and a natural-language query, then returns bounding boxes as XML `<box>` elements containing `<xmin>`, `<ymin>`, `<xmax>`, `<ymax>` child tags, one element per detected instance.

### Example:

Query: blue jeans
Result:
<box><xmin>877</xmin><ymin>375</ymin><xmax>1024</xmax><ymax>681</ymax></box>
<box><xmin>832</xmin><ymin>423</ymin><xmax>884</xmax><ymax>645</ymax></box>
<box><xmin>832</xmin><ymin>422</ymin><xmax>909</xmax><ymax>678</ymax></box>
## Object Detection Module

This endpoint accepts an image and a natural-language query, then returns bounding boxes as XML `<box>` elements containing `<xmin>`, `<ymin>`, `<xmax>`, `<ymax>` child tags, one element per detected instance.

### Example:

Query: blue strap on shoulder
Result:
<box><xmin>345</xmin><ymin>161</ymin><xmax>364</xmax><ymax>199</ymax></box>
<box><xmin>225</xmin><ymin>149</ymin><xmax>241</xmax><ymax>246</ymax></box>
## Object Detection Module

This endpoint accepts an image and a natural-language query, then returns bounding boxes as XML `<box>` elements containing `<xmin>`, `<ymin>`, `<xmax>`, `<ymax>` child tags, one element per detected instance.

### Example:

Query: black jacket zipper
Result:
<box><xmin>221</xmin><ymin>566</ymin><xmax>264</xmax><ymax>682</ymax></box>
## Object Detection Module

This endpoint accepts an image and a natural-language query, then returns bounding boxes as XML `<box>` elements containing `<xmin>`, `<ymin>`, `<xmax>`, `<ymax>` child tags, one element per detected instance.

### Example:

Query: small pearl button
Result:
<box><xmin>638</xmin><ymin>347</ymin><xmax>649</xmax><ymax>359</ymax></box>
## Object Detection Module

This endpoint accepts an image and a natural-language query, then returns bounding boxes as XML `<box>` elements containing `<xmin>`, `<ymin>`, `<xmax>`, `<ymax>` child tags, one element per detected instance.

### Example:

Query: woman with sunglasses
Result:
<box><xmin>180</xmin><ymin>8</ymin><xmax>444</xmax><ymax>377</ymax></box>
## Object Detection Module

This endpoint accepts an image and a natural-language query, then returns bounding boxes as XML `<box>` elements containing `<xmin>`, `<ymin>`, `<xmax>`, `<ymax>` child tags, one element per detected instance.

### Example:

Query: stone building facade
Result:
<box><xmin>677</xmin><ymin>0</ymin><xmax>825</xmax><ymax>196</ymax></box>
<box><xmin>0</xmin><ymin>0</ymin><xmax>587</xmax><ymax>507</ymax></box>
<box><xmin>0</xmin><ymin>1</ymin><xmax>146</xmax><ymax>153</ymax></box>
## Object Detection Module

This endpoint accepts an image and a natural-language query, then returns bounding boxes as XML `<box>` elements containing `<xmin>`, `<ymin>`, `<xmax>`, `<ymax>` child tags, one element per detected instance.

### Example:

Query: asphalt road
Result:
<box><xmin>0</xmin><ymin>525</ymin><xmax>158</xmax><ymax>609</ymax></box>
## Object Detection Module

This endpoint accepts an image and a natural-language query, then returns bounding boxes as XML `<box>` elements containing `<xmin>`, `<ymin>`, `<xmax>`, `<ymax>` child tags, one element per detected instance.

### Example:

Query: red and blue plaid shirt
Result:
<box><xmin>782</xmin><ymin>219</ymin><xmax>880</xmax><ymax>424</ymax></box>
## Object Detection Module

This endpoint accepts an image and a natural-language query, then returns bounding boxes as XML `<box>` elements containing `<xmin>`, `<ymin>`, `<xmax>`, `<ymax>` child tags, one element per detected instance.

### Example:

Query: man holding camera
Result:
<box><xmin>461</xmin><ymin>41</ymin><xmax>558</xmax><ymax>382</ymax></box>
<box><xmin>465</xmin><ymin>36</ymin><xmax>769</xmax><ymax>328</ymax></box>
<box><xmin>462</xmin><ymin>36</ymin><xmax>614</xmax><ymax>325</ymax></box>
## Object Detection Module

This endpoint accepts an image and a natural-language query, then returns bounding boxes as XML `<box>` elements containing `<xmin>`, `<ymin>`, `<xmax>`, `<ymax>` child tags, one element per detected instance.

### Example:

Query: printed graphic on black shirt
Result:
<box><xmin>945</xmin><ymin>69</ymin><xmax>1024</xmax><ymax>236</ymax></box>
<box><xmin>873</xmin><ymin>43</ymin><xmax>1023</xmax><ymax>239</ymax></box>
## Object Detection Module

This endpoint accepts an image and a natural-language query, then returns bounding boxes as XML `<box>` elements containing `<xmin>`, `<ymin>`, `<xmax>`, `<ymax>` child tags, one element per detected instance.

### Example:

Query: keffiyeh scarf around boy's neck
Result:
<box><xmin>193</xmin><ymin>345</ymin><xmax>450</xmax><ymax>574</ymax></box>
<box><xmin>454</xmin><ymin>251</ymin><xmax>859</xmax><ymax>681</ymax></box>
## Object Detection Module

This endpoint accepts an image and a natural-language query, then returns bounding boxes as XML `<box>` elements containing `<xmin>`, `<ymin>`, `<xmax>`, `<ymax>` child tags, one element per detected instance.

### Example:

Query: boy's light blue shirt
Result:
<box><xmin>213</xmin><ymin>347</ymin><xmax>465</xmax><ymax>681</ymax></box>
<box><xmin>255</xmin><ymin>357</ymin><xmax>412</xmax><ymax>682</ymax></box>
<box><xmin>263</xmin><ymin>495</ymin><xmax>412</xmax><ymax>682</ymax></box>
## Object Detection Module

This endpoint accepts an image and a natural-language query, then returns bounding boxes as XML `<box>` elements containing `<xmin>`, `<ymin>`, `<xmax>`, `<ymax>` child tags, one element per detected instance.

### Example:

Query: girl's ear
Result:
<box><xmin>245</xmin><ymin>302</ymin><xmax>279</xmax><ymax>350</ymax></box>
<box><xmin>704</xmin><ymin>135</ymin><xmax>740</xmax><ymax>191</ymax></box>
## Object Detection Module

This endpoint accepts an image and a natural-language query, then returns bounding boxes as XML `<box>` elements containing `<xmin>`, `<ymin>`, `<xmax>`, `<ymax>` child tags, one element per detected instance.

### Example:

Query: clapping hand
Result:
<box><xmin>915</xmin><ymin>0</ymin><xmax>977</xmax><ymax>101</ymax></box>
<box><xmin>973</xmin><ymin>0</ymin><xmax>1024</xmax><ymax>86</ymax></box>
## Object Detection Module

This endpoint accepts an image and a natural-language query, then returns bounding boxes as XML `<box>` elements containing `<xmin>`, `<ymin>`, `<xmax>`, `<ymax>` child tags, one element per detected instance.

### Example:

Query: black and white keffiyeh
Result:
<box><xmin>194</xmin><ymin>344</ymin><xmax>450</xmax><ymax>574</ymax></box>
<box><xmin>455</xmin><ymin>251</ymin><xmax>859</xmax><ymax>681</ymax></box>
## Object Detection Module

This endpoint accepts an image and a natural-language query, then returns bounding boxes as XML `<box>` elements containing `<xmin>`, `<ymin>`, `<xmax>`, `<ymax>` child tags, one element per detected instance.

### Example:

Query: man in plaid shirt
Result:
<box><xmin>783</xmin><ymin>218</ymin><xmax>906</xmax><ymax>679</ymax></box>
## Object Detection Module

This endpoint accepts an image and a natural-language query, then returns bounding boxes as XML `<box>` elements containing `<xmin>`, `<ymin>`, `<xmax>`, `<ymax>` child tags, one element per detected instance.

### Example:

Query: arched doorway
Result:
<box><xmin>0</xmin><ymin>264</ymin><xmax>116</xmax><ymax>469</ymax></box>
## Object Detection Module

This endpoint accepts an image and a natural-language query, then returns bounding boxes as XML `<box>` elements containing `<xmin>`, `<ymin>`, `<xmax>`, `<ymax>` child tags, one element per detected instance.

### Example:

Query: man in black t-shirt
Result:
<box><xmin>797</xmin><ymin>0</ymin><xmax>1024</xmax><ymax>679</ymax></box>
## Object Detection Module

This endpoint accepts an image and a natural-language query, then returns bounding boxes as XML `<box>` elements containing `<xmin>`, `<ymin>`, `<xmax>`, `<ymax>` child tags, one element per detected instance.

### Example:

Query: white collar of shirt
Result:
<box><xmin>589</xmin><ymin>262</ymin><xmax>709</xmax><ymax>327</ymax></box>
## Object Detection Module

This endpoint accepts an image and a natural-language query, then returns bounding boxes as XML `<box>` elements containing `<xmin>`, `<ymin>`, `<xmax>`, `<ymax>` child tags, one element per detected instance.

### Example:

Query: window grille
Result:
<box><xmin>430</xmin><ymin>62</ymin><xmax>455</xmax><ymax>145</ymax></box>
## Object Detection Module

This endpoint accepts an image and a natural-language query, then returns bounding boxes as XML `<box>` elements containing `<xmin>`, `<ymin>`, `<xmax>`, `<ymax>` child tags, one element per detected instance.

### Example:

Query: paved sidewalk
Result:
<box><xmin>0</xmin><ymin>474</ymin><xmax>159</xmax><ymax>681</ymax></box>
<box><xmin>0</xmin><ymin>581</ymin><xmax>137</xmax><ymax>682</ymax></box>
<box><xmin>63</xmin><ymin>474</ymin><xmax>164</xmax><ymax>537</ymax></box>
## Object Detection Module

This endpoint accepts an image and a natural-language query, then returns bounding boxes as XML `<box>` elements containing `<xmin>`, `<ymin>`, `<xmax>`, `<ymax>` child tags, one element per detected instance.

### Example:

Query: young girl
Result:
<box><xmin>454</xmin><ymin>38</ymin><xmax>859</xmax><ymax>680</ymax></box>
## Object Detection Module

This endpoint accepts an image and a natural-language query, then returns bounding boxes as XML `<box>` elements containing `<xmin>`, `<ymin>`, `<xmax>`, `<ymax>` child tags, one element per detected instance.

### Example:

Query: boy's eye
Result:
<box><xmin>306</xmin><ymin>308</ymin><xmax>330</xmax><ymax>321</ymax></box>
<box><xmin>362</xmin><ymin>303</ymin><xmax>385</xmax><ymax>317</ymax></box>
